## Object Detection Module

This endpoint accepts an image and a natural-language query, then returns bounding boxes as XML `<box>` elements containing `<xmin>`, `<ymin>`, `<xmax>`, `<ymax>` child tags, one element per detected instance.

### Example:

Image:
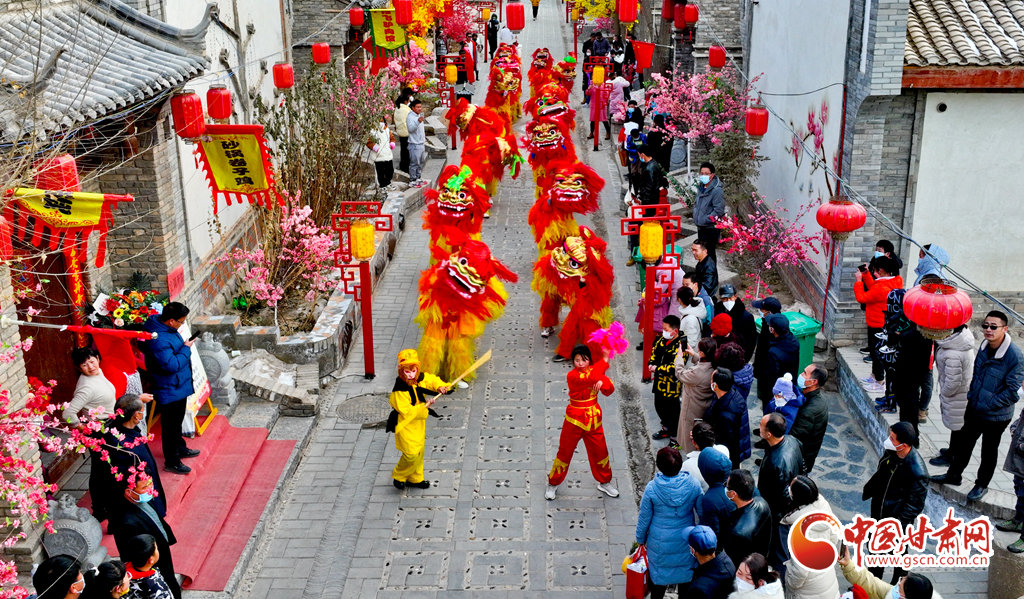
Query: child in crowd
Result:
<box><xmin>765</xmin><ymin>373</ymin><xmax>804</xmax><ymax>434</ymax></box>
<box><xmin>124</xmin><ymin>534</ymin><xmax>174</xmax><ymax>599</ymax></box>
<box><xmin>387</xmin><ymin>349</ymin><xmax>451</xmax><ymax>490</ymax></box>
<box><xmin>649</xmin><ymin>315</ymin><xmax>684</xmax><ymax>444</ymax></box>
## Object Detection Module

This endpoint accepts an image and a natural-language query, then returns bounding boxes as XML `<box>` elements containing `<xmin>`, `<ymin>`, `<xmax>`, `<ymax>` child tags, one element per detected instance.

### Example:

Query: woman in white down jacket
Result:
<box><xmin>676</xmin><ymin>286</ymin><xmax>706</xmax><ymax>353</ymax></box>
<box><xmin>779</xmin><ymin>475</ymin><xmax>840</xmax><ymax>599</ymax></box>
<box><xmin>930</xmin><ymin>324</ymin><xmax>975</xmax><ymax>467</ymax></box>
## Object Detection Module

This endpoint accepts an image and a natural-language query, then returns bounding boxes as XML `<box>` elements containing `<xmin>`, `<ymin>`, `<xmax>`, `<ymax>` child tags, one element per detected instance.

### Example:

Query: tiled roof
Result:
<box><xmin>905</xmin><ymin>0</ymin><xmax>1024</xmax><ymax>67</ymax></box>
<box><xmin>0</xmin><ymin>0</ymin><xmax>213</xmax><ymax>140</ymax></box>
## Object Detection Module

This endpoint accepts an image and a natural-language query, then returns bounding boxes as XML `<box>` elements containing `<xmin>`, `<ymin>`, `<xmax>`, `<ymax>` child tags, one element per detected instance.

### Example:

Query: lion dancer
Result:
<box><xmin>423</xmin><ymin>164</ymin><xmax>491</xmax><ymax>256</ymax></box>
<box><xmin>533</xmin><ymin>225</ymin><xmax>614</xmax><ymax>359</ymax></box>
<box><xmin>522</xmin><ymin>117</ymin><xmax>575</xmax><ymax>190</ymax></box>
<box><xmin>446</xmin><ymin>99</ymin><xmax>523</xmax><ymax>199</ymax></box>
<box><xmin>486</xmin><ymin>44</ymin><xmax>524</xmax><ymax>125</ymax></box>
<box><xmin>415</xmin><ymin>234</ymin><xmax>518</xmax><ymax>386</ymax></box>
<box><xmin>528</xmin><ymin>161</ymin><xmax>603</xmax><ymax>252</ymax></box>
<box><xmin>550</xmin><ymin>55</ymin><xmax>578</xmax><ymax>95</ymax></box>
<box><xmin>527</xmin><ymin>47</ymin><xmax>554</xmax><ymax>97</ymax></box>
<box><xmin>545</xmin><ymin>342</ymin><xmax>620</xmax><ymax>500</ymax></box>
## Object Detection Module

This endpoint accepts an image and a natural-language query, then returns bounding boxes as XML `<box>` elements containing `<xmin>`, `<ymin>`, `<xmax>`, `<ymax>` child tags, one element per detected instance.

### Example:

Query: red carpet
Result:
<box><xmin>81</xmin><ymin>415</ymin><xmax>295</xmax><ymax>591</ymax></box>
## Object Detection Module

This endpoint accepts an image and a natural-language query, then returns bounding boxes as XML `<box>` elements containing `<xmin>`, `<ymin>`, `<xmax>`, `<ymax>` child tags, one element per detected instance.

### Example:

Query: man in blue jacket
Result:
<box><xmin>933</xmin><ymin>310</ymin><xmax>1024</xmax><ymax>501</ymax></box>
<box><xmin>143</xmin><ymin>302</ymin><xmax>198</xmax><ymax>474</ymax></box>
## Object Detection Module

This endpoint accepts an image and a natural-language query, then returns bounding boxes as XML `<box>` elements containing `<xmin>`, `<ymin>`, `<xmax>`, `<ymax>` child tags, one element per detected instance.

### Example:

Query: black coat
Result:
<box><xmin>714</xmin><ymin>299</ymin><xmax>757</xmax><ymax>361</ymax></box>
<box><xmin>788</xmin><ymin>388</ymin><xmax>829</xmax><ymax>473</ymax></box>
<box><xmin>694</xmin><ymin>256</ymin><xmax>719</xmax><ymax>299</ymax></box>
<box><xmin>104</xmin><ymin>425</ymin><xmax>168</xmax><ymax>517</ymax></box>
<box><xmin>635</xmin><ymin>158</ymin><xmax>666</xmax><ymax>205</ymax></box>
<box><xmin>689</xmin><ymin>552</ymin><xmax>736</xmax><ymax>599</ymax></box>
<box><xmin>757</xmin><ymin>435</ymin><xmax>804</xmax><ymax>518</ymax></box>
<box><xmin>752</xmin><ymin>317</ymin><xmax>777</xmax><ymax>379</ymax></box>
<box><xmin>722</xmin><ymin>495</ymin><xmax>773</xmax><ymax>567</ymax></box>
<box><xmin>108</xmin><ymin>501</ymin><xmax>181</xmax><ymax>599</ymax></box>
<box><xmin>644</xmin><ymin>129</ymin><xmax>672</xmax><ymax>172</ymax></box>
<box><xmin>862</xmin><ymin>448</ymin><xmax>929</xmax><ymax>526</ymax></box>
<box><xmin>759</xmin><ymin>332</ymin><xmax>800</xmax><ymax>388</ymax></box>
<box><xmin>705</xmin><ymin>388</ymin><xmax>752</xmax><ymax>467</ymax></box>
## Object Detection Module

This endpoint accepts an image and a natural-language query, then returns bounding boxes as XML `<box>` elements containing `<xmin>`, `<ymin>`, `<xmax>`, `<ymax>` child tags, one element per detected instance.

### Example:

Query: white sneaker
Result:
<box><xmin>860</xmin><ymin>375</ymin><xmax>879</xmax><ymax>385</ymax></box>
<box><xmin>456</xmin><ymin>380</ymin><xmax>469</xmax><ymax>389</ymax></box>
<box><xmin>865</xmin><ymin>381</ymin><xmax>885</xmax><ymax>393</ymax></box>
<box><xmin>597</xmin><ymin>482</ymin><xmax>619</xmax><ymax>498</ymax></box>
<box><xmin>540</xmin><ymin>327</ymin><xmax>554</xmax><ymax>338</ymax></box>
<box><xmin>545</xmin><ymin>485</ymin><xmax>558</xmax><ymax>500</ymax></box>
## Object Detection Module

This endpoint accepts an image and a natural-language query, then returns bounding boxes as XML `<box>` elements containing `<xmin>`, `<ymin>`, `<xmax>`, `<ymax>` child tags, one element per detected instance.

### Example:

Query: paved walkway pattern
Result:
<box><xmin>232</xmin><ymin>2</ymin><xmax>989</xmax><ymax>597</ymax></box>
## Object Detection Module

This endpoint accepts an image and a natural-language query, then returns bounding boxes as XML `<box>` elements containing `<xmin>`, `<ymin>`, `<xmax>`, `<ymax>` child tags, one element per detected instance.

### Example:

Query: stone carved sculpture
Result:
<box><xmin>197</xmin><ymin>333</ymin><xmax>237</xmax><ymax>406</ymax></box>
<box><xmin>42</xmin><ymin>493</ymin><xmax>107</xmax><ymax>569</ymax></box>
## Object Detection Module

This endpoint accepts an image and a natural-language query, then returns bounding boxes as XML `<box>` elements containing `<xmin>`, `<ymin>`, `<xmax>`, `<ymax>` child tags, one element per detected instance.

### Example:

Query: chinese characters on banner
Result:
<box><xmin>5</xmin><ymin>187</ymin><xmax>134</xmax><ymax>266</ymax></box>
<box><xmin>370</xmin><ymin>9</ymin><xmax>407</xmax><ymax>51</ymax></box>
<box><xmin>193</xmin><ymin>123</ymin><xmax>283</xmax><ymax>214</ymax></box>
<box><xmin>843</xmin><ymin>509</ymin><xmax>992</xmax><ymax>568</ymax></box>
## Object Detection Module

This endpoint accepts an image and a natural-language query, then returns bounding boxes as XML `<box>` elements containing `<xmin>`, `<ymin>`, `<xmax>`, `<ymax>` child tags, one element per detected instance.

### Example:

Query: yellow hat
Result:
<box><xmin>397</xmin><ymin>349</ymin><xmax>420</xmax><ymax>367</ymax></box>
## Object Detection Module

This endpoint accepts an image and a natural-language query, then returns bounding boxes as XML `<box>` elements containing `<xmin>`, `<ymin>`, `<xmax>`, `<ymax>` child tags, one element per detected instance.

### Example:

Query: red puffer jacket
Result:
<box><xmin>854</xmin><ymin>274</ymin><xmax>904</xmax><ymax>328</ymax></box>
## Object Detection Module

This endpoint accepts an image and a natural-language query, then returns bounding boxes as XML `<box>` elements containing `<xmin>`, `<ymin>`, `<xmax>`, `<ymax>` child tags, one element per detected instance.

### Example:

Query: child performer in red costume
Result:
<box><xmin>545</xmin><ymin>344</ymin><xmax>621</xmax><ymax>501</ymax></box>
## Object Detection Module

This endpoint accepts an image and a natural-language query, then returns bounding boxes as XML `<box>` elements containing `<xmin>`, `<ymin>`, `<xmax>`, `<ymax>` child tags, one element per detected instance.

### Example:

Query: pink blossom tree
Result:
<box><xmin>714</xmin><ymin>195</ymin><xmax>825</xmax><ymax>299</ymax></box>
<box><xmin>645</xmin><ymin>64</ymin><xmax>758</xmax><ymax>148</ymax></box>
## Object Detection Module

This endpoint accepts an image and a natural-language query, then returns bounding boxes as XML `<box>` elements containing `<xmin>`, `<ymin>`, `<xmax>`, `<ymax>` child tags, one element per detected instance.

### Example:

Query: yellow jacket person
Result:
<box><xmin>389</xmin><ymin>349</ymin><xmax>450</xmax><ymax>489</ymax></box>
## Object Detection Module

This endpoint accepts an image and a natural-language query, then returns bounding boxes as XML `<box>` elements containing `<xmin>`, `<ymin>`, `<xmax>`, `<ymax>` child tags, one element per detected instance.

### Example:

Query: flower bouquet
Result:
<box><xmin>87</xmin><ymin>289</ymin><xmax>168</xmax><ymax>329</ymax></box>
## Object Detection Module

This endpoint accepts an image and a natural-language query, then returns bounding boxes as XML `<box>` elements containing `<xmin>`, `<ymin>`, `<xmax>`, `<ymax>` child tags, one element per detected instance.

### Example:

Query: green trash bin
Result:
<box><xmin>754</xmin><ymin>311</ymin><xmax>823</xmax><ymax>372</ymax></box>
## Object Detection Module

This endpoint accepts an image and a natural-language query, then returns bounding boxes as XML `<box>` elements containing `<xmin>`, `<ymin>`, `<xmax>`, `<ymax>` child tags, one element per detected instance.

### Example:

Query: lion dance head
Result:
<box><xmin>524</xmin><ymin>83</ymin><xmax>575</xmax><ymax>129</ymax></box>
<box><xmin>424</xmin><ymin>164</ymin><xmax>491</xmax><ymax>235</ymax></box>
<box><xmin>537</xmin><ymin>162</ymin><xmax>604</xmax><ymax>216</ymax></box>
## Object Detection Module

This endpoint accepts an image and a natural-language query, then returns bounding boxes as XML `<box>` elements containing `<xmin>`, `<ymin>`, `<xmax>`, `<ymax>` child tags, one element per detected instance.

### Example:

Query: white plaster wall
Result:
<box><xmin>163</xmin><ymin>0</ymin><xmax>288</xmax><ymax>263</ymax></box>
<box><xmin>910</xmin><ymin>92</ymin><xmax>1024</xmax><ymax>292</ymax></box>
<box><xmin>745</xmin><ymin>0</ymin><xmax>851</xmax><ymax>271</ymax></box>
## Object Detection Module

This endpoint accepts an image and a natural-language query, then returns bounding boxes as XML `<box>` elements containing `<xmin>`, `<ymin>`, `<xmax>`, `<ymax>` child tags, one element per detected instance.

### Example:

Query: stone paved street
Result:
<box><xmin>231</xmin><ymin>3</ymin><xmax>989</xmax><ymax>598</ymax></box>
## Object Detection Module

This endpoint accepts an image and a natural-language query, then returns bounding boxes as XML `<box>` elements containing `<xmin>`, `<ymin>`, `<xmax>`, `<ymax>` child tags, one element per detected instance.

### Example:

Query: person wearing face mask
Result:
<box><xmin>788</xmin><ymin>364</ymin><xmax>830</xmax><ymax>474</ymax></box>
<box><xmin>721</xmin><ymin>469</ymin><xmax>772</xmax><ymax>568</ymax></box>
<box><xmin>755</xmin><ymin>413</ymin><xmax>803</xmax><ymax>520</ymax></box>
<box><xmin>838</xmin><ymin>546</ymin><xmax>937</xmax><ymax>599</ymax></box>
<box><xmin>728</xmin><ymin>553</ymin><xmax>783</xmax><ymax>599</ymax></box>
<box><xmin>715</xmin><ymin>342</ymin><xmax>754</xmax><ymax>402</ymax></box>
<box><xmin>33</xmin><ymin>554</ymin><xmax>85</xmax><ymax>599</ymax></box>
<box><xmin>108</xmin><ymin>476</ymin><xmax>181</xmax><ymax>599</ymax></box>
<box><xmin>486</xmin><ymin>14</ymin><xmax>500</xmax><ymax>59</ymax></box>
<box><xmin>777</xmin><ymin>475</ymin><xmax>840</xmax><ymax>598</ymax></box>
<box><xmin>862</xmin><ymin>422</ymin><xmax>928</xmax><ymax>583</ymax></box>
<box><xmin>388</xmin><ymin>349</ymin><xmax>451</xmax><ymax>490</ymax></box>
<box><xmin>82</xmin><ymin>560</ymin><xmax>132</xmax><ymax>599</ymax></box>
<box><xmin>675</xmin><ymin>286</ymin><xmax>706</xmax><ymax>354</ymax></box>
<box><xmin>714</xmin><ymin>285</ymin><xmax>757</xmax><ymax>362</ymax></box>
<box><xmin>103</xmin><ymin>395</ymin><xmax>168</xmax><ymax>518</ymax></box>
<box><xmin>763</xmin><ymin>373</ymin><xmax>804</xmax><ymax>436</ymax></box>
<box><xmin>694</xmin><ymin>161</ymin><xmax>725</xmax><ymax>263</ymax></box>
<box><xmin>704</xmin><ymin>367</ymin><xmax>751</xmax><ymax>469</ymax></box>
<box><xmin>686</xmin><ymin>525</ymin><xmax>736</xmax><ymax>599</ymax></box>
<box><xmin>648</xmin><ymin>315</ymin><xmax>685</xmax><ymax>443</ymax></box>
<box><xmin>675</xmin><ymin>338</ymin><xmax>720</xmax><ymax>449</ymax></box>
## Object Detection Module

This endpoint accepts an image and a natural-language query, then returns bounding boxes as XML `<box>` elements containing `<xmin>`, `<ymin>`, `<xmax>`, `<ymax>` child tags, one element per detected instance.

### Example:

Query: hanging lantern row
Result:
<box><xmin>350</xmin><ymin>6</ymin><xmax>365</xmax><ymax>27</ymax></box>
<box><xmin>671</xmin><ymin>2</ymin><xmax>698</xmax><ymax>30</ymax></box>
<box><xmin>312</xmin><ymin>42</ymin><xmax>331</xmax><ymax>64</ymax></box>
<box><xmin>708</xmin><ymin>45</ymin><xmax>726</xmax><ymax>70</ymax></box>
<box><xmin>903</xmin><ymin>280</ymin><xmax>973</xmax><ymax>340</ymax></box>
<box><xmin>394</xmin><ymin>0</ymin><xmax>413</xmax><ymax>26</ymax></box>
<box><xmin>816</xmin><ymin>195</ymin><xmax>866</xmax><ymax>242</ymax></box>
<box><xmin>618</xmin><ymin>0</ymin><xmax>638</xmax><ymax>23</ymax></box>
<box><xmin>506</xmin><ymin>1</ymin><xmax>525</xmax><ymax>33</ymax></box>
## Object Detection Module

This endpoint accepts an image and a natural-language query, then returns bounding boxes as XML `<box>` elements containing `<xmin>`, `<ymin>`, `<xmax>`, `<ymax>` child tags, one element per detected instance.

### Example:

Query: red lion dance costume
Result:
<box><xmin>486</xmin><ymin>44</ymin><xmax>523</xmax><ymax>125</ymax></box>
<box><xmin>523</xmin><ymin>83</ymin><xmax>576</xmax><ymax>131</ymax></box>
<box><xmin>522</xmin><ymin>117</ymin><xmax>575</xmax><ymax>188</ymax></box>
<box><xmin>415</xmin><ymin>235</ymin><xmax>518</xmax><ymax>383</ymax></box>
<box><xmin>533</xmin><ymin>225</ymin><xmax>614</xmax><ymax>360</ymax></box>
<box><xmin>446</xmin><ymin>99</ymin><xmax>522</xmax><ymax>197</ymax></box>
<box><xmin>528</xmin><ymin>47</ymin><xmax>554</xmax><ymax>97</ymax></box>
<box><xmin>423</xmin><ymin>164</ymin><xmax>491</xmax><ymax>255</ymax></box>
<box><xmin>550</xmin><ymin>55</ymin><xmax>578</xmax><ymax>95</ymax></box>
<box><xmin>528</xmin><ymin>161</ymin><xmax>604</xmax><ymax>252</ymax></box>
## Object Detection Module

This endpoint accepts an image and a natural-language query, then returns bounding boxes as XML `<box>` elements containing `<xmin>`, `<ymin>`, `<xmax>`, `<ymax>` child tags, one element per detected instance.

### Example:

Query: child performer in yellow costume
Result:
<box><xmin>388</xmin><ymin>349</ymin><xmax>451</xmax><ymax>489</ymax></box>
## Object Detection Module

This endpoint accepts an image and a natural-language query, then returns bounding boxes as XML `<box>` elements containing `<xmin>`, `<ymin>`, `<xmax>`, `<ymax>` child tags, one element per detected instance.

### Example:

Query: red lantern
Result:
<box><xmin>661</xmin><ymin>0</ymin><xmax>674</xmax><ymax>20</ymax></box>
<box><xmin>506</xmin><ymin>2</ymin><xmax>525</xmax><ymax>32</ymax></box>
<box><xmin>673</xmin><ymin>3</ymin><xmax>686</xmax><ymax>29</ymax></box>
<box><xmin>619</xmin><ymin>0</ymin><xmax>637</xmax><ymax>23</ymax></box>
<box><xmin>745</xmin><ymin>104</ymin><xmax>769</xmax><ymax>139</ymax></box>
<box><xmin>169</xmin><ymin>90</ymin><xmax>206</xmax><ymax>139</ymax></box>
<box><xmin>349</xmin><ymin>6</ymin><xmax>365</xmax><ymax>27</ymax></box>
<box><xmin>0</xmin><ymin>215</ymin><xmax>11</xmax><ymax>261</ymax></box>
<box><xmin>394</xmin><ymin>0</ymin><xmax>413</xmax><ymax>26</ymax></box>
<box><xmin>312</xmin><ymin>43</ymin><xmax>331</xmax><ymax>64</ymax></box>
<box><xmin>815</xmin><ymin>195</ymin><xmax>867</xmax><ymax>242</ymax></box>
<box><xmin>206</xmin><ymin>84</ymin><xmax>232</xmax><ymax>120</ymax></box>
<box><xmin>684</xmin><ymin>3</ymin><xmax>699</xmax><ymax>24</ymax></box>
<box><xmin>903</xmin><ymin>281</ymin><xmax>973</xmax><ymax>340</ymax></box>
<box><xmin>273</xmin><ymin>62</ymin><xmax>294</xmax><ymax>89</ymax></box>
<box><xmin>708</xmin><ymin>45</ymin><xmax>726</xmax><ymax>69</ymax></box>
<box><xmin>34</xmin><ymin>154</ymin><xmax>81</xmax><ymax>192</ymax></box>
<box><xmin>632</xmin><ymin>40</ymin><xmax>655</xmax><ymax>71</ymax></box>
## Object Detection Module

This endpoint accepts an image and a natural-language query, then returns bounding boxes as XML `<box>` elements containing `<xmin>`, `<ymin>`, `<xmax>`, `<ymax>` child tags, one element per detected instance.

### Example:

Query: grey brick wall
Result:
<box><xmin>292</xmin><ymin>0</ymin><xmax>350</xmax><ymax>47</ymax></box>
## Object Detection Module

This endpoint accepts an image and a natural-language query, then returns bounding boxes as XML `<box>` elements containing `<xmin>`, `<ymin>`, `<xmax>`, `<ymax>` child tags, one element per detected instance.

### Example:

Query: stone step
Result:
<box><xmin>425</xmin><ymin>135</ymin><xmax>447</xmax><ymax>158</ymax></box>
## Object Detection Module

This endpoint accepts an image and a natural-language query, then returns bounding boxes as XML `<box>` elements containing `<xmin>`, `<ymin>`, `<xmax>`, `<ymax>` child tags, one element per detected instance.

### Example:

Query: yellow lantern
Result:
<box><xmin>482</xmin><ymin>7</ymin><xmax>490</xmax><ymax>20</ymax></box>
<box><xmin>445</xmin><ymin>64</ymin><xmax>458</xmax><ymax>84</ymax></box>
<box><xmin>350</xmin><ymin>219</ymin><xmax>376</xmax><ymax>262</ymax></box>
<box><xmin>638</xmin><ymin>221</ymin><xmax>664</xmax><ymax>264</ymax></box>
<box><xmin>592</xmin><ymin>65</ymin><xmax>606</xmax><ymax>85</ymax></box>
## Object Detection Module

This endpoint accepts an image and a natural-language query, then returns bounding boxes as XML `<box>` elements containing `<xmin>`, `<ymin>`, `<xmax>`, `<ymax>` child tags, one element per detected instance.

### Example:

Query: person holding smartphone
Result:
<box><xmin>143</xmin><ymin>302</ymin><xmax>200</xmax><ymax>475</ymax></box>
